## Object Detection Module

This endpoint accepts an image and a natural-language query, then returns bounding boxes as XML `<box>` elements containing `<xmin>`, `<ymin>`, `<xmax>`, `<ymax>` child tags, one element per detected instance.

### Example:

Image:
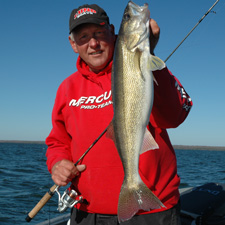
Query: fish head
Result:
<box><xmin>119</xmin><ymin>1</ymin><xmax>150</xmax><ymax>51</ymax></box>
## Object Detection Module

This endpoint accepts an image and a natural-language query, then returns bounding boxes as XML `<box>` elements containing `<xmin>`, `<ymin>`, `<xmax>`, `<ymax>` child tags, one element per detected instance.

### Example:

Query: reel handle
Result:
<box><xmin>26</xmin><ymin>184</ymin><xmax>58</xmax><ymax>222</ymax></box>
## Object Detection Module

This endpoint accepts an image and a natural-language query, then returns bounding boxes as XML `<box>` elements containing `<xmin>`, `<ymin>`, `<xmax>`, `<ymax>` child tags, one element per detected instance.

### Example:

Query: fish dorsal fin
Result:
<box><xmin>140</xmin><ymin>128</ymin><xmax>159</xmax><ymax>154</ymax></box>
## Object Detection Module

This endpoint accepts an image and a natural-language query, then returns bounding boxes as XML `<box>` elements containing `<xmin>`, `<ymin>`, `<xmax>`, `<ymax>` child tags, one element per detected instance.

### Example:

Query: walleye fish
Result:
<box><xmin>108</xmin><ymin>1</ymin><xmax>166</xmax><ymax>222</ymax></box>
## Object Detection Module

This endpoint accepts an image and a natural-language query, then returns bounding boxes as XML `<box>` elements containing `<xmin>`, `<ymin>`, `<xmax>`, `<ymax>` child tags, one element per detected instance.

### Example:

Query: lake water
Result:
<box><xmin>0</xmin><ymin>143</ymin><xmax>224</xmax><ymax>225</ymax></box>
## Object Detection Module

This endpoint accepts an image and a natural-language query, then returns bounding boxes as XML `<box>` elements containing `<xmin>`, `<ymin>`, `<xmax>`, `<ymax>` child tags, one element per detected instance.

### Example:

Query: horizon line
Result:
<box><xmin>0</xmin><ymin>140</ymin><xmax>224</xmax><ymax>151</ymax></box>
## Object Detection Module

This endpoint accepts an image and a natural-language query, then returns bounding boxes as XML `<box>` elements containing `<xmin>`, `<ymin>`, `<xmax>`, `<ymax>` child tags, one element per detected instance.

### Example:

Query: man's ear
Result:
<box><xmin>109</xmin><ymin>24</ymin><xmax>116</xmax><ymax>43</ymax></box>
<box><xmin>110</xmin><ymin>24</ymin><xmax>115</xmax><ymax>35</ymax></box>
<box><xmin>69</xmin><ymin>36</ymin><xmax>78</xmax><ymax>53</ymax></box>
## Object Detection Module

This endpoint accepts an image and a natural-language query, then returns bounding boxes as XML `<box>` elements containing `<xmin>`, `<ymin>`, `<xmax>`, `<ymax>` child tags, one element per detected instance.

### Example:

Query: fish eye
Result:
<box><xmin>123</xmin><ymin>13</ymin><xmax>131</xmax><ymax>21</ymax></box>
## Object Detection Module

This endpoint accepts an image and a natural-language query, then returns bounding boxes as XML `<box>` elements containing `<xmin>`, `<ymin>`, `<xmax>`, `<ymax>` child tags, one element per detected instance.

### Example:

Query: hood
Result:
<box><xmin>76</xmin><ymin>56</ymin><xmax>113</xmax><ymax>88</ymax></box>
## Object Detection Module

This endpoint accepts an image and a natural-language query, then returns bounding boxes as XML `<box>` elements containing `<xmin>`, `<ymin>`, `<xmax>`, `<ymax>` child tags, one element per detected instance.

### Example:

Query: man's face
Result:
<box><xmin>70</xmin><ymin>23</ymin><xmax>116</xmax><ymax>73</ymax></box>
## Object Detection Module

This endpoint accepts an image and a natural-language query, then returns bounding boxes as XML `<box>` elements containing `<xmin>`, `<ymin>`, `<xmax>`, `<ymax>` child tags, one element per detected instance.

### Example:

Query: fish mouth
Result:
<box><xmin>126</xmin><ymin>1</ymin><xmax>150</xmax><ymax>51</ymax></box>
<box><xmin>128</xmin><ymin>1</ymin><xmax>150</xmax><ymax>24</ymax></box>
<box><xmin>128</xmin><ymin>1</ymin><xmax>149</xmax><ymax>16</ymax></box>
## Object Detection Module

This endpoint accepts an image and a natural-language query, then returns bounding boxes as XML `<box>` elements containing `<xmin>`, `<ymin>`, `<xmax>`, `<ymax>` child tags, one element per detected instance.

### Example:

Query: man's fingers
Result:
<box><xmin>149</xmin><ymin>18</ymin><xmax>160</xmax><ymax>54</ymax></box>
<box><xmin>150</xmin><ymin>18</ymin><xmax>160</xmax><ymax>37</ymax></box>
<box><xmin>51</xmin><ymin>160</ymin><xmax>86</xmax><ymax>186</ymax></box>
<box><xmin>77</xmin><ymin>164</ymin><xmax>86</xmax><ymax>172</ymax></box>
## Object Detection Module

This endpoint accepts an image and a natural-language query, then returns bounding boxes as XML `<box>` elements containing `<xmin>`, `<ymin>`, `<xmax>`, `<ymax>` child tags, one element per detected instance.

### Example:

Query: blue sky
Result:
<box><xmin>0</xmin><ymin>0</ymin><xmax>224</xmax><ymax>146</ymax></box>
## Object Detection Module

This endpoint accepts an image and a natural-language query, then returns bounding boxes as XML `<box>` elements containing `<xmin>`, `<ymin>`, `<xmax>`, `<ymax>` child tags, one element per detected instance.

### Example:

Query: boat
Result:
<box><xmin>35</xmin><ymin>213</ymin><xmax>70</xmax><ymax>225</ymax></box>
<box><xmin>179</xmin><ymin>183</ymin><xmax>225</xmax><ymax>225</ymax></box>
<box><xmin>36</xmin><ymin>183</ymin><xmax>225</xmax><ymax>225</ymax></box>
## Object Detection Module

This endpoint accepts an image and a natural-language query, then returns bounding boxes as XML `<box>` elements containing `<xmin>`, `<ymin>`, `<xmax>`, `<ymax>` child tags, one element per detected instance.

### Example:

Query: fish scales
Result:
<box><xmin>108</xmin><ymin>1</ymin><xmax>167</xmax><ymax>222</ymax></box>
<box><xmin>114</xmin><ymin>44</ymin><xmax>149</xmax><ymax>176</ymax></box>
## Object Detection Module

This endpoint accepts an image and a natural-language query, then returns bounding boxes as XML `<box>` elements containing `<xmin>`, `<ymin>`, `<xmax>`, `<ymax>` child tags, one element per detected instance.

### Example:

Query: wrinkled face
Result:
<box><xmin>70</xmin><ymin>23</ymin><xmax>116</xmax><ymax>73</ymax></box>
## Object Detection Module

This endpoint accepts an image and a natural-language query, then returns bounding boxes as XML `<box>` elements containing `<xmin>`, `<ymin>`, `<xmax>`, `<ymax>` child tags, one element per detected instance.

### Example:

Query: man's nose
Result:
<box><xmin>89</xmin><ymin>36</ymin><xmax>100</xmax><ymax>48</ymax></box>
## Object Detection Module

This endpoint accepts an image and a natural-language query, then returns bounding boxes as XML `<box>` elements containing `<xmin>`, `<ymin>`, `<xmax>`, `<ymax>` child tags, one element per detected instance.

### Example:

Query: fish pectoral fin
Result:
<box><xmin>150</xmin><ymin>55</ymin><xmax>166</xmax><ymax>72</ymax></box>
<box><xmin>140</xmin><ymin>128</ymin><xmax>159</xmax><ymax>154</ymax></box>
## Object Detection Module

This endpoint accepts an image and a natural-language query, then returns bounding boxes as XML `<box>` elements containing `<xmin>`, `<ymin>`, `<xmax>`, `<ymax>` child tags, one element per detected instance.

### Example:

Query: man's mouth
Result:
<box><xmin>89</xmin><ymin>51</ymin><xmax>103</xmax><ymax>55</ymax></box>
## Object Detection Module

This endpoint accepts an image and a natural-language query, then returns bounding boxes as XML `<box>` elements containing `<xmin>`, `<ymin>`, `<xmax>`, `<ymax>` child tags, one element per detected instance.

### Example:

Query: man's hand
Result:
<box><xmin>149</xmin><ymin>18</ymin><xmax>160</xmax><ymax>55</ymax></box>
<box><xmin>51</xmin><ymin>159</ymin><xmax>86</xmax><ymax>186</ymax></box>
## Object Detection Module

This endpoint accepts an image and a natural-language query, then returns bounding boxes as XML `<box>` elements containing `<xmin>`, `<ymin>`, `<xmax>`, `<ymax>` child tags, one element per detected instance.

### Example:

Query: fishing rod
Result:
<box><xmin>26</xmin><ymin>127</ymin><xmax>107</xmax><ymax>222</ymax></box>
<box><xmin>164</xmin><ymin>0</ymin><xmax>220</xmax><ymax>62</ymax></box>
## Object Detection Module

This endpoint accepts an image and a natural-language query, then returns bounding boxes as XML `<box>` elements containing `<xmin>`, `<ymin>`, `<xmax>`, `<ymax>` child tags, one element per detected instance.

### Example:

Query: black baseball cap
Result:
<box><xmin>69</xmin><ymin>4</ymin><xmax>110</xmax><ymax>33</ymax></box>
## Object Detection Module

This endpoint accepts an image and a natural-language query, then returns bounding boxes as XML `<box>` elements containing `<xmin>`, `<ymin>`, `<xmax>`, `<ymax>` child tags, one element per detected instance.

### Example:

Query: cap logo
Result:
<box><xmin>74</xmin><ymin>8</ymin><xmax>97</xmax><ymax>20</ymax></box>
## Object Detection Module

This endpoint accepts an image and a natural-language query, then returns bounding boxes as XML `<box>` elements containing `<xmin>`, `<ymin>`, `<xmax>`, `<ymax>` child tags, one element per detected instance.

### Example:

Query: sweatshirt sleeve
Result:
<box><xmin>45</xmin><ymin>83</ymin><xmax>72</xmax><ymax>173</ymax></box>
<box><xmin>150</xmin><ymin>67</ymin><xmax>193</xmax><ymax>129</ymax></box>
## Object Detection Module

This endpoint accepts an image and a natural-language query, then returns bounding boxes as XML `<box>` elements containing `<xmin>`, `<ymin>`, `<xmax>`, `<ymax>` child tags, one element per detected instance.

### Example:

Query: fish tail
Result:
<box><xmin>117</xmin><ymin>180</ymin><xmax>165</xmax><ymax>223</ymax></box>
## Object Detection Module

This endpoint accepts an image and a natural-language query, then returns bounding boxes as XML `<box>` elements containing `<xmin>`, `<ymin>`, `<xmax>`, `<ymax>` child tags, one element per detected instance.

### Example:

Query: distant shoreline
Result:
<box><xmin>173</xmin><ymin>145</ymin><xmax>225</xmax><ymax>151</ymax></box>
<box><xmin>0</xmin><ymin>140</ymin><xmax>225</xmax><ymax>151</ymax></box>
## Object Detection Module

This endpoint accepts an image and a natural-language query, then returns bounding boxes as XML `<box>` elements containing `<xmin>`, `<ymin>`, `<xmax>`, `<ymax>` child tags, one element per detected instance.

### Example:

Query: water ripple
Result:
<box><xmin>0</xmin><ymin>144</ymin><xmax>224</xmax><ymax>224</ymax></box>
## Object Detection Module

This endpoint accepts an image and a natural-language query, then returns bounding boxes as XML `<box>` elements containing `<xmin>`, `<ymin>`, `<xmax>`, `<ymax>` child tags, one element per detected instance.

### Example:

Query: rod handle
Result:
<box><xmin>26</xmin><ymin>184</ymin><xmax>58</xmax><ymax>222</ymax></box>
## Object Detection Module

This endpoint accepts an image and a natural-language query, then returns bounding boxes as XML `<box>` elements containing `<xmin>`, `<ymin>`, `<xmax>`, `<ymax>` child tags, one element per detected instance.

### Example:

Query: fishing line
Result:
<box><xmin>214</xmin><ymin>0</ymin><xmax>225</xmax><ymax>13</ymax></box>
<box><xmin>188</xmin><ymin>1</ymin><xmax>225</xmax><ymax>52</ymax></box>
<box><xmin>183</xmin><ymin>1</ymin><xmax>225</xmax><ymax>50</ymax></box>
<box><xmin>164</xmin><ymin>0</ymin><xmax>220</xmax><ymax>62</ymax></box>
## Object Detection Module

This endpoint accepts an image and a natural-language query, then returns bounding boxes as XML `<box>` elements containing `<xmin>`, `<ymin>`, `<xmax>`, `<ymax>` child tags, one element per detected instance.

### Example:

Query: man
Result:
<box><xmin>46</xmin><ymin>3</ymin><xmax>192</xmax><ymax>225</ymax></box>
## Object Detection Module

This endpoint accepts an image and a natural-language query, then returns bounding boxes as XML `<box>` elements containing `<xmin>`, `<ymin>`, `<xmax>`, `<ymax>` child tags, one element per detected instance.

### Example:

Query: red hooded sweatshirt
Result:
<box><xmin>46</xmin><ymin>56</ymin><xmax>192</xmax><ymax>215</ymax></box>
